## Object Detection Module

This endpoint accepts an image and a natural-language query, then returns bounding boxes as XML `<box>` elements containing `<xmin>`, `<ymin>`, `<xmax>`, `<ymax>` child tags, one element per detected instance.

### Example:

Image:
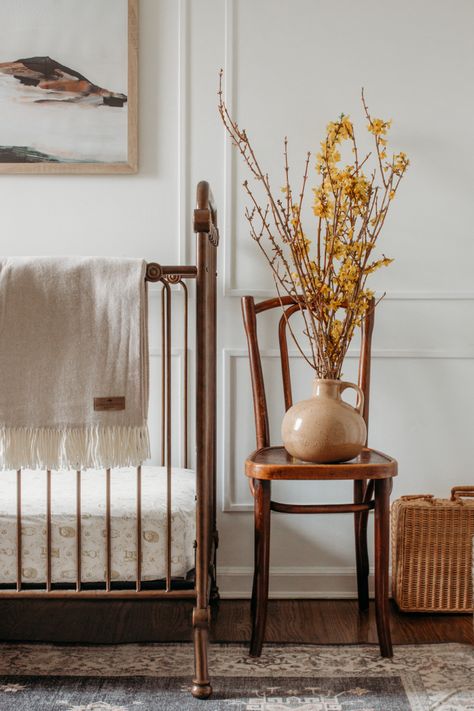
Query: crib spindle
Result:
<box><xmin>76</xmin><ymin>470</ymin><xmax>82</xmax><ymax>592</ymax></box>
<box><xmin>164</xmin><ymin>282</ymin><xmax>172</xmax><ymax>592</ymax></box>
<box><xmin>161</xmin><ymin>286</ymin><xmax>166</xmax><ymax>468</ymax></box>
<box><xmin>136</xmin><ymin>465</ymin><xmax>142</xmax><ymax>591</ymax></box>
<box><xmin>181</xmin><ymin>280</ymin><xmax>189</xmax><ymax>469</ymax></box>
<box><xmin>46</xmin><ymin>470</ymin><xmax>52</xmax><ymax>592</ymax></box>
<box><xmin>16</xmin><ymin>469</ymin><xmax>22</xmax><ymax>592</ymax></box>
<box><xmin>105</xmin><ymin>468</ymin><xmax>112</xmax><ymax>592</ymax></box>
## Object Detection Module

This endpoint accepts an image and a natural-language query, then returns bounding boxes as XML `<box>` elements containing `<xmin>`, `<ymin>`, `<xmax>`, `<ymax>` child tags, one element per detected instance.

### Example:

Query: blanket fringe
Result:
<box><xmin>0</xmin><ymin>425</ymin><xmax>151</xmax><ymax>471</ymax></box>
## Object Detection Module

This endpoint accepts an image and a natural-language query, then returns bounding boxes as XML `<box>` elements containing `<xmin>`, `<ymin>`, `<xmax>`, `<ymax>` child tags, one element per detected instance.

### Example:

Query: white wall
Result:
<box><xmin>2</xmin><ymin>0</ymin><xmax>474</xmax><ymax>598</ymax></box>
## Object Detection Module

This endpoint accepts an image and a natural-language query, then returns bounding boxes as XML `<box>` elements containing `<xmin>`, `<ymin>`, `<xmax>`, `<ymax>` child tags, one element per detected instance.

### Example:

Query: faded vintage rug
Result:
<box><xmin>0</xmin><ymin>642</ymin><xmax>472</xmax><ymax>710</ymax></box>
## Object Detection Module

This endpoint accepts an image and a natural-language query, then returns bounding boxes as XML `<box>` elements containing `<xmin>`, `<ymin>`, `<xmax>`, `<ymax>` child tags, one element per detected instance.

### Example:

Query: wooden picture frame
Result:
<box><xmin>0</xmin><ymin>0</ymin><xmax>138</xmax><ymax>174</ymax></box>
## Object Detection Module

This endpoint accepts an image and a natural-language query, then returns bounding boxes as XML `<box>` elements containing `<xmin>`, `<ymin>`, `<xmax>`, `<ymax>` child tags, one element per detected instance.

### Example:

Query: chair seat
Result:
<box><xmin>245</xmin><ymin>446</ymin><xmax>397</xmax><ymax>481</ymax></box>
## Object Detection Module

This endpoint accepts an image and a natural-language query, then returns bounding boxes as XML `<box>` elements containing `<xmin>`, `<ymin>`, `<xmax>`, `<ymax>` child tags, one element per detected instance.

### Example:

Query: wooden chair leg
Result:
<box><xmin>374</xmin><ymin>477</ymin><xmax>393</xmax><ymax>658</ymax></box>
<box><xmin>250</xmin><ymin>540</ymin><xmax>258</xmax><ymax>625</ymax></box>
<box><xmin>354</xmin><ymin>480</ymin><xmax>370</xmax><ymax>611</ymax></box>
<box><xmin>250</xmin><ymin>480</ymin><xmax>258</xmax><ymax>625</ymax></box>
<box><xmin>250</xmin><ymin>479</ymin><xmax>271</xmax><ymax>657</ymax></box>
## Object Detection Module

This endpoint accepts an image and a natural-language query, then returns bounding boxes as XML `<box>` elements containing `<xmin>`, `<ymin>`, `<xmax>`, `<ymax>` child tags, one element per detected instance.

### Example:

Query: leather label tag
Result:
<box><xmin>94</xmin><ymin>396</ymin><xmax>126</xmax><ymax>412</ymax></box>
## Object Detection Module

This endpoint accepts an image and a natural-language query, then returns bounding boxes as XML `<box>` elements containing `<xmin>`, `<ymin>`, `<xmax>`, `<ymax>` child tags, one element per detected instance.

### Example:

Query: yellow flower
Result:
<box><xmin>293</xmin><ymin>235</ymin><xmax>312</xmax><ymax>259</ymax></box>
<box><xmin>367</xmin><ymin>118</ymin><xmax>392</xmax><ymax>136</ymax></box>
<box><xmin>312</xmin><ymin>187</ymin><xmax>333</xmax><ymax>219</ymax></box>
<box><xmin>365</xmin><ymin>256</ymin><xmax>394</xmax><ymax>273</ymax></box>
<box><xmin>393</xmin><ymin>151</ymin><xmax>409</xmax><ymax>175</ymax></box>
<box><xmin>341</xmin><ymin>115</ymin><xmax>353</xmax><ymax>135</ymax></box>
<box><xmin>335</xmin><ymin>114</ymin><xmax>354</xmax><ymax>140</ymax></box>
<box><xmin>330</xmin><ymin>320</ymin><xmax>344</xmax><ymax>341</ymax></box>
<box><xmin>316</xmin><ymin>141</ymin><xmax>341</xmax><ymax>173</ymax></box>
<box><xmin>338</xmin><ymin>169</ymin><xmax>370</xmax><ymax>205</ymax></box>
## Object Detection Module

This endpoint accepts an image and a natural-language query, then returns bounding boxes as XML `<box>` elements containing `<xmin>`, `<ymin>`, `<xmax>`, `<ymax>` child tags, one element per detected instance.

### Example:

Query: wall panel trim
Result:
<box><xmin>178</xmin><ymin>0</ymin><xmax>190</xmax><ymax>263</ymax></box>
<box><xmin>218</xmin><ymin>565</ymin><xmax>381</xmax><ymax>599</ymax></box>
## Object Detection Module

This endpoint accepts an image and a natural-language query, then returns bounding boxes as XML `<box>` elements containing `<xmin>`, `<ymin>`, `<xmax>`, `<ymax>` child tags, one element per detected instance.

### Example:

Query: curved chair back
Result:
<box><xmin>241</xmin><ymin>295</ymin><xmax>375</xmax><ymax>450</ymax></box>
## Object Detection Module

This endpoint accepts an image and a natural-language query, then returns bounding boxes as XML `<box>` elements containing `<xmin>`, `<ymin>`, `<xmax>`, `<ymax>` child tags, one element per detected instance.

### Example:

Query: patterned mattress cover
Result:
<box><xmin>0</xmin><ymin>466</ymin><xmax>196</xmax><ymax>585</ymax></box>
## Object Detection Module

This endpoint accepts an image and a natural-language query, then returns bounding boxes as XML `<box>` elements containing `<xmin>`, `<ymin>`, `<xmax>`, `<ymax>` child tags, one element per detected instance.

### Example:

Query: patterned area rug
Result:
<box><xmin>0</xmin><ymin>643</ymin><xmax>472</xmax><ymax>710</ymax></box>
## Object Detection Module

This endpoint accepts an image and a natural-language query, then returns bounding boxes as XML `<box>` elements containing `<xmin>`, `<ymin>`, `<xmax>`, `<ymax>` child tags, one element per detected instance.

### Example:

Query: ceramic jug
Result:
<box><xmin>281</xmin><ymin>379</ymin><xmax>367</xmax><ymax>463</ymax></box>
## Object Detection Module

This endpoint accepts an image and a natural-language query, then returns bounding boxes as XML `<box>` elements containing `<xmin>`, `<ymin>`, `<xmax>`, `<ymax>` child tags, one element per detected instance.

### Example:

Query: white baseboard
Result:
<box><xmin>217</xmin><ymin>566</ymin><xmax>382</xmax><ymax>599</ymax></box>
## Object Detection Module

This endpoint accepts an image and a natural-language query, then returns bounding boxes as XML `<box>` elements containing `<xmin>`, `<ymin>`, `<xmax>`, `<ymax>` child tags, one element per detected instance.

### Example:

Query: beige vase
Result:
<box><xmin>281</xmin><ymin>379</ymin><xmax>367</xmax><ymax>463</ymax></box>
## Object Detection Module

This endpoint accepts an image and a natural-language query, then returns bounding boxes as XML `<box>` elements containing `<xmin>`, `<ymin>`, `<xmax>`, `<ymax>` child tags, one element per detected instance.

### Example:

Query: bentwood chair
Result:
<box><xmin>241</xmin><ymin>295</ymin><xmax>398</xmax><ymax>658</ymax></box>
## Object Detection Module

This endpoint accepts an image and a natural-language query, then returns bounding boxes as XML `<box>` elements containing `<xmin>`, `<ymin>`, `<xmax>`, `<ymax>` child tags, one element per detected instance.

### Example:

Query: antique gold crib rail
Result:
<box><xmin>1</xmin><ymin>181</ymin><xmax>219</xmax><ymax>605</ymax></box>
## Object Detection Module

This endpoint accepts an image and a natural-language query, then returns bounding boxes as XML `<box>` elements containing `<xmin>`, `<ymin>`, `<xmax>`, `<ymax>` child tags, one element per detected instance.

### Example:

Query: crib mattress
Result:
<box><xmin>0</xmin><ymin>467</ymin><xmax>196</xmax><ymax>585</ymax></box>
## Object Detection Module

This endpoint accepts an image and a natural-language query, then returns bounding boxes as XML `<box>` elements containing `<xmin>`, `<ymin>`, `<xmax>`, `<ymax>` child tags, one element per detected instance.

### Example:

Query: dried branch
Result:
<box><xmin>218</xmin><ymin>71</ymin><xmax>409</xmax><ymax>378</ymax></box>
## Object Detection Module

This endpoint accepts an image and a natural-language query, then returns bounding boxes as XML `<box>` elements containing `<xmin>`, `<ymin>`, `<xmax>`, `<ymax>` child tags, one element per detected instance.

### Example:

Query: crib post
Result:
<box><xmin>192</xmin><ymin>181</ymin><xmax>218</xmax><ymax>700</ymax></box>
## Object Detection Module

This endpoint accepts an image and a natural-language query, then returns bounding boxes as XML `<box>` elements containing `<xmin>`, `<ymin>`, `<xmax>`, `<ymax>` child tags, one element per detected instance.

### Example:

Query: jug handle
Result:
<box><xmin>339</xmin><ymin>381</ymin><xmax>364</xmax><ymax>415</ymax></box>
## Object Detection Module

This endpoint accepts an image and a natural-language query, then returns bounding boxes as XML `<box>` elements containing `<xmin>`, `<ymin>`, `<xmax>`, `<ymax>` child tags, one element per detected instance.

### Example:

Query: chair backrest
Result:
<box><xmin>241</xmin><ymin>295</ymin><xmax>375</xmax><ymax>450</ymax></box>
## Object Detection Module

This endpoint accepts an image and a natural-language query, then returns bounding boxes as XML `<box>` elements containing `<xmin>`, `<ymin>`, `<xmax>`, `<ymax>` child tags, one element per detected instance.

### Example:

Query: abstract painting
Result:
<box><xmin>0</xmin><ymin>0</ymin><xmax>137</xmax><ymax>174</ymax></box>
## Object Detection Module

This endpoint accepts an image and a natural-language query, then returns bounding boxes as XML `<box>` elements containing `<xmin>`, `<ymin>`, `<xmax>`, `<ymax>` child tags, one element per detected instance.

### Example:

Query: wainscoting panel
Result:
<box><xmin>184</xmin><ymin>0</ymin><xmax>474</xmax><ymax>597</ymax></box>
<box><xmin>221</xmin><ymin>0</ymin><xmax>474</xmax><ymax>298</ymax></box>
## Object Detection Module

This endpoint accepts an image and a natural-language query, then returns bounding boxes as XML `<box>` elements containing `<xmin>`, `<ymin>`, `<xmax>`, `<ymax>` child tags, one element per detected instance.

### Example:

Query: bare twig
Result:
<box><xmin>218</xmin><ymin>71</ymin><xmax>408</xmax><ymax>378</ymax></box>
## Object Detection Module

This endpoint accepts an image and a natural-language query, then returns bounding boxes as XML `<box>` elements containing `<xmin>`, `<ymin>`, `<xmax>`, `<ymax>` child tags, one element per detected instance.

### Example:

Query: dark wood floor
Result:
<box><xmin>0</xmin><ymin>599</ymin><xmax>472</xmax><ymax>645</ymax></box>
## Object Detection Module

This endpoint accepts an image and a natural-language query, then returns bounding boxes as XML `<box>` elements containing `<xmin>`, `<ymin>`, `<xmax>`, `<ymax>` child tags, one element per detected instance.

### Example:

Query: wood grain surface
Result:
<box><xmin>0</xmin><ymin>599</ymin><xmax>471</xmax><ymax>645</ymax></box>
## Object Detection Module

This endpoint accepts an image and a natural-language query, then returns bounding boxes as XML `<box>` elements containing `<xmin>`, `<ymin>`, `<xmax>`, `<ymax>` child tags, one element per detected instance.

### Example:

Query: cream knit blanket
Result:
<box><xmin>0</xmin><ymin>257</ymin><xmax>150</xmax><ymax>470</ymax></box>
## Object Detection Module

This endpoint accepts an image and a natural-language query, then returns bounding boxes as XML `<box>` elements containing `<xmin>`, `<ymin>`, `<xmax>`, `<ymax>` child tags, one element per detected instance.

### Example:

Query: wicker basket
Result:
<box><xmin>391</xmin><ymin>486</ymin><xmax>474</xmax><ymax>613</ymax></box>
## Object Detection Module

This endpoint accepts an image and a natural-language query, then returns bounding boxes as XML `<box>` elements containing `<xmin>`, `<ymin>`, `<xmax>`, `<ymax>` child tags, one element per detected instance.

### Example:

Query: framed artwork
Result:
<box><xmin>0</xmin><ymin>0</ymin><xmax>138</xmax><ymax>174</ymax></box>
